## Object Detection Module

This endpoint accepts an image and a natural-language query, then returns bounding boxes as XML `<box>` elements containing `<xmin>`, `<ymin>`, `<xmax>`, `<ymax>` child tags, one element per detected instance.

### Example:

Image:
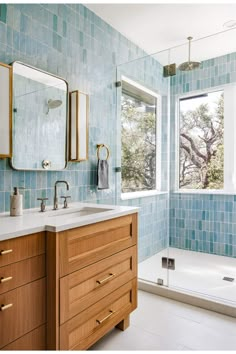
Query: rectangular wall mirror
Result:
<box><xmin>69</xmin><ymin>90</ymin><xmax>89</xmax><ymax>162</ymax></box>
<box><xmin>0</xmin><ymin>62</ymin><xmax>12</xmax><ymax>158</ymax></box>
<box><xmin>11</xmin><ymin>61</ymin><xmax>68</xmax><ymax>170</ymax></box>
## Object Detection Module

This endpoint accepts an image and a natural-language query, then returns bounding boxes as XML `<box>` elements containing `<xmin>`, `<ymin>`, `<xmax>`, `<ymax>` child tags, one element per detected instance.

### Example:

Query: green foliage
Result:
<box><xmin>121</xmin><ymin>95</ymin><xmax>156</xmax><ymax>193</ymax></box>
<box><xmin>180</xmin><ymin>92</ymin><xmax>224</xmax><ymax>189</ymax></box>
<box><xmin>207</xmin><ymin>144</ymin><xmax>224</xmax><ymax>189</ymax></box>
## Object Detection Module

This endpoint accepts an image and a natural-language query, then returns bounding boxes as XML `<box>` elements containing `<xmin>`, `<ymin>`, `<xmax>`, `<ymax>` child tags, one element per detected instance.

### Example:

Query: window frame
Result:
<box><xmin>120</xmin><ymin>76</ymin><xmax>162</xmax><ymax>199</ymax></box>
<box><xmin>175</xmin><ymin>84</ymin><xmax>236</xmax><ymax>194</ymax></box>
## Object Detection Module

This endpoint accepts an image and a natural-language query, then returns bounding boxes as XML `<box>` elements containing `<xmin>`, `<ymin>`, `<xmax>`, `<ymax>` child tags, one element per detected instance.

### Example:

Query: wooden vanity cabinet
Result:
<box><xmin>0</xmin><ymin>212</ymin><xmax>138</xmax><ymax>350</ymax></box>
<box><xmin>0</xmin><ymin>232</ymin><xmax>46</xmax><ymax>350</ymax></box>
<box><xmin>47</xmin><ymin>213</ymin><xmax>138</xmax><ymax>350</ymax></box>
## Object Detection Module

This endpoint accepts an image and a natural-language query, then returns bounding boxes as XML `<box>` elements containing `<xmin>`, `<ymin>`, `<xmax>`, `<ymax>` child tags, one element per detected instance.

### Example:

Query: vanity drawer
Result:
<box><xmin>0</xmin><ymin>278</ymin><xmax>46</xmax><ymax>348</ymax></box>
<box><xmin>2</xmin><ymin>324</ymin><xmax>46</xmax><ymax>350</ymax></box>
<box><xmin>0</xmin><ymin>254</ymin><xmax>45</xmax><ymax>295</ymax></box>
<box><xmin>60</xmin><ymin>246</ymin><xmax>137</xmax><ymax>324</ymax></box>
<box><xmin>59</xmin><ymin>214</ymin><xmax>137</xmax><ymax>276</ymax></box>
<box><xmin>0</xmin><ymin>232</ymin><xmax>45</xmax><ymax>268</ymax></box>
<box><xmin>60</xmin><ymin>279</ymin><xmax>137</xmax><ymax>350</ymax></box>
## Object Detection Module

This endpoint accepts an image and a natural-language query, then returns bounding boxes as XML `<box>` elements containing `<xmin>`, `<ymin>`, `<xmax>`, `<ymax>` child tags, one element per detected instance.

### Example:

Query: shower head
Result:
<box><xmin>47</xmin><ymin>99</ymin><xmax>62</xmax><ymax>109</ymax></box>
<box><xmin>178</xmin><ymin>36</ymin><xmax>201</xmax><ymax>71</ymax></box>
<box><xmin>46</xmin><ymin>99</ymin><xmax>62</xmax><ymax>114</ymax></box>
<box><xmin>178</xmin><ymin>61</ymin><xmax>200</xmax><ymax>71</ymax></box>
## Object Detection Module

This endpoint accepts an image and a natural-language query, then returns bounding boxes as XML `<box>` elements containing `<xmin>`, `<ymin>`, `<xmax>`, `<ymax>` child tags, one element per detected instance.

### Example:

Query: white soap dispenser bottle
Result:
<box><xmin>10</xmin><ymin>187</ymin><xmax>23</xmax><ymax>216</ymax></box>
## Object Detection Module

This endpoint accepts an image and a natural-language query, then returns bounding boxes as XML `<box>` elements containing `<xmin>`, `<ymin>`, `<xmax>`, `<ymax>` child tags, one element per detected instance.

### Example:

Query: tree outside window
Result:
<box><xmin>179</xmin><ymin>90</ymin><xmax>224</xmax><ymax>189</ymax></box>
<box><xmin>121</xmin><ymin>80</ymin><xmax>158</xmax><ymax>193</ymax></box>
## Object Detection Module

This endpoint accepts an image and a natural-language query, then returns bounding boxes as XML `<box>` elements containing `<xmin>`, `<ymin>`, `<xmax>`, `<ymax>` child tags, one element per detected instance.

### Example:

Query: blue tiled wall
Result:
<box><xmin>0</xmin><ymin>4</ymin><xmax>168</xmax><ymax>263</ymax></box>
<box><xmin>0</xmin><ymin>2</ymin><xmax>146</xmax><ymax>212</ymax></box>
<box><xmin>170</xmin><ymin>193</ymin><xmax>236</xmax><ymax>257</ymax></box>
<box><xmin>170</xmin><ymin>53</ymin><xmax>236</xmax><ymax>258</ymax></box>
<box><xmin>125</xmin><ymin>194</ymin><xmax>168</xmax><ymax>261</ymax></box>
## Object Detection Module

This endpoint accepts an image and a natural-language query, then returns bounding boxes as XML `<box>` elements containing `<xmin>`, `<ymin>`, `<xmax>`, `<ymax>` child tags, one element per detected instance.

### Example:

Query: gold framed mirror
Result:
<box><xmin>0</xmin><ymin>62</ymin><xmax>12</xmax><ymax>158</ymax></box>
<box><xmin>11</xmin><ymin>61</ymin><xmax>68</xmax><ymax>171</ymax></box>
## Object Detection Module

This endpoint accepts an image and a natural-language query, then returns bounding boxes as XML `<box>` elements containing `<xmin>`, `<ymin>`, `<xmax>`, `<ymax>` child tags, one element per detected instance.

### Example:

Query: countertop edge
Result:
<box><xmin>0</xmin><ymin>226</ymin><xmax>47</xmax><ymax>241</ymax></box>
<box><xmin>0</xmin><ymin>204</ymin><xmax>139</xmax><ymax>241</ymax></box>
<box><xmin>45</xmin><ymin>208</ymin><xmax>139</xmax><ymax>233</ymax></box>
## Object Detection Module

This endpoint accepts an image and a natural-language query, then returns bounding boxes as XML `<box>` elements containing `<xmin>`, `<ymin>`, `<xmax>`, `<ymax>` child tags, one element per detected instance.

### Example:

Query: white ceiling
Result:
<box><xmin>85</xmin><ymin>3</ymin><xmax>236</xmax><ymax>65</ymax></box>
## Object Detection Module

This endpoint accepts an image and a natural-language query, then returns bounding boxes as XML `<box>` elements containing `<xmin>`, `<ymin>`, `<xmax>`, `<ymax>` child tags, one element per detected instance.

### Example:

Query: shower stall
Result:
<box><xmin>116</xmin><ymin>27</ymin><xmax>236</xmax><ymax>315</ymax></box>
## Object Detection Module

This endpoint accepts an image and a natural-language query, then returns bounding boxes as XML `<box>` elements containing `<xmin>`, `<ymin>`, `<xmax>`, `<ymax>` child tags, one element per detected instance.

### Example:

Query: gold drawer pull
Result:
<box><xmin>96</xmin><ymin>273</ymin><xmax>115</xmax><ymax>285</ymax></box>
<box><xmin>96</xmin><ymin>310</ymin><xmax>115</xmax><ymax>325</ymax></box>
<box><xmin>0</xmin><ymin>303</ymin><xmax>13</xmax><ymax>311</ymax></box>
<box><xmin>0</xmin><ymin>249</ymin><xmax>13</xmax><ymax>256</ymax></box>
<box><xmin>0</xmin><ymin>276</ymin><xmax>13</xmax><ymax>283</ymax></box>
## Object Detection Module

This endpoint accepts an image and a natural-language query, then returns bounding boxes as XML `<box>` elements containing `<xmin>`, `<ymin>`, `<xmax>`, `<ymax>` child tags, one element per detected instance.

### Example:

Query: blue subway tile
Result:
<box><xmin>0</xmin><ymin>4</ymin><xmax>7</xmax><ymax>23</ymax></box>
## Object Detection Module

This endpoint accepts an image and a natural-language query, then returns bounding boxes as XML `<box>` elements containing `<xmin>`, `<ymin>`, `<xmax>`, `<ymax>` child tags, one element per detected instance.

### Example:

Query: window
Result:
<box><xmin>121</xmin><ymin>77</ymin><xmax>160</xmax><ymax>195</ymax></box>
<box><xmin>179</xmin><ymin>89</ymin><xmax>224</xmax><ymax>190</ymax></box>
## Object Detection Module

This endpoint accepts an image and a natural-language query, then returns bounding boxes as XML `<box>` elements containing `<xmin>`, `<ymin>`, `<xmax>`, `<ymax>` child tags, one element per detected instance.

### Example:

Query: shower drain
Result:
<box><xmin>223</xmin><ymin>276</ymin><xmax>234</xmax><ymax>282</ymax></box>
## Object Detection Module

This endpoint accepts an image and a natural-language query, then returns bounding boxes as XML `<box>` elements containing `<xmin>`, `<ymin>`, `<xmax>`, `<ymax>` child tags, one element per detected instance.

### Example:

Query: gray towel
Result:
<box><xmin>97</xmin><ymin>159</ymin><xmax>109</xmax><ymax>189</ymax></box>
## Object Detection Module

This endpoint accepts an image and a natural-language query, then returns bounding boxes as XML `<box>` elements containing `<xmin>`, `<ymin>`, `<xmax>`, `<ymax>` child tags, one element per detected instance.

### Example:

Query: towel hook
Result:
<box><xmin>97</xmin><ymin>144</ymin><xmax>110</xmax><ymax>160</ymax></box>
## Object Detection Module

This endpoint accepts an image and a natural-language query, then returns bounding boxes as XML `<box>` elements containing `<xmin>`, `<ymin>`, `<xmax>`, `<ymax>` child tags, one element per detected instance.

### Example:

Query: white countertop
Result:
<box><xmin>0</xmin><ymin>202</ymin><xmax>139</xmax><ymax>241</ymax></box>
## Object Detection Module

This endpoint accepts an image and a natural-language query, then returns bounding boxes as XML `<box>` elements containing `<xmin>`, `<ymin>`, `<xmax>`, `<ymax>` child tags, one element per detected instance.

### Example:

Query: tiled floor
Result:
<box><xmin>139</xmin><ymin>247</ymin><xmax>236</xmax><ymax>304</ymax></box>
<box><xmin>90</xmin><ymin>290</ymin><xmax>236</xmax><ymax>351</ymax></box>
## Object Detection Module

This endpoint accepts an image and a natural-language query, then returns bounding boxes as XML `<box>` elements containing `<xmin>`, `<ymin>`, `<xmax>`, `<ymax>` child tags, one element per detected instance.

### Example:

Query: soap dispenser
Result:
<box><xmin>10</xmin><ymin>187</ymin><xmax>23</xmax><ymax>216</ymax></box>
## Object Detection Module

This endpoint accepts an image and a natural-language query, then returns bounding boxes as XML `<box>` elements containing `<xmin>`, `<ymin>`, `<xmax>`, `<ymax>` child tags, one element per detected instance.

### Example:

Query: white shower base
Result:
<box><xmin>139</xmin><ymin>247</ymin><xmax>236</xmax><ymax>306</ymax></box>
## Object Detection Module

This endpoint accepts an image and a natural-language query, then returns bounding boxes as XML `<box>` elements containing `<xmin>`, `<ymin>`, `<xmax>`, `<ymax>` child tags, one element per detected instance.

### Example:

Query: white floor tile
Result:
<box><xmin>200</xmin><ymin>311</ymin><xmax>236</xmax><ymax>336</ymax></box>
<box><xmin>90</xmin><ymin>290</ymin><xmax>236</xmax><ymax>351</ymax></box>
<box><xmin>89</xmin><ymin>326</ymin><xmax>170</xmax><ymax>351</ymax></box>
<box><xmin>177</xmin><ymin>322</ymin><xmax>236</xmax><ymax>350</ymax></box>
<box><xmin>132</xmin><ymin>307</ymin><xmax>199</xmax><ymax>341</ymax></box>
<box><xmin>133</xmin><ymin>290</ymin><xmax>204</xmax><ymax>324</ymax></box>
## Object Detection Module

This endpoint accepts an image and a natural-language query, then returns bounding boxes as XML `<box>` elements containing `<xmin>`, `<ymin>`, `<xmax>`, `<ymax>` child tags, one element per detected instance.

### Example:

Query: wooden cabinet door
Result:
<box><xmin>0</xmin><ymin>254</ymin><xmax>45</xmax><ymax>294</ymax></box>
<box><xmin>60</xmin><ymin>279</ymin><xmax>137</xmax><ymax>350</ymax></box>
<box><xmin>60</xmin><ymin>246</ymin><xmax>137</xmax><ymax>324</ymax></box>
<box><xmin>60</xmin><ymin>214</ymin><xmax>137</xmax><ymax>276</ymax></box>
<box><xmin>0</xmin><ymin>232</ymin><xmax>45</xmax><ymax>267</ymax></box>
<box><xmin>0</xmin><ymin>278</ymin><xmax>46</xmax><ymax>348</ymax></box>
<box><xmin>2</xmin><ymin>325</ymin><xmax>46</xmax><ymax>350</ymax></box>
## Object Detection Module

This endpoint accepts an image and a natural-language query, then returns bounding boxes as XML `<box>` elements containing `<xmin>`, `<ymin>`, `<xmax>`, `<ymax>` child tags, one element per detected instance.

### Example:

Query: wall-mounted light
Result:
<box><xmin>69</xmin><ymin>90</ymin><xmax>89</xmax><ymax>162</ymax></box>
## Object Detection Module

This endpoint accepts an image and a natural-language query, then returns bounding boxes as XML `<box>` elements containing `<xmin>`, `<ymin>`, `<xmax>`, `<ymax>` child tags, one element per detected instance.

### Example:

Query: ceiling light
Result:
<box><xmin>223</xmin><ymin>20</ymin><xmax>236</xmax><ymax>28</ymax></box>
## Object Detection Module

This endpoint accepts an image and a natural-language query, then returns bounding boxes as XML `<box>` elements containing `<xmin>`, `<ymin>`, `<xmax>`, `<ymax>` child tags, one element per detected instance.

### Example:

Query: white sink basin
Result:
<box><xmin>47</xmin><ymin>207</ymin><xmax>112</xmax><ymax>219</ymax></box>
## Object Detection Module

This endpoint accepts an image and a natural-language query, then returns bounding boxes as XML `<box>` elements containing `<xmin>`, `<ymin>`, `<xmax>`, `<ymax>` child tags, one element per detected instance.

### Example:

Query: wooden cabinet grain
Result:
<box><xmin>0</xmin><ymin>278</ymin><xmax>46</xmax><ymax>348</ymax></box>
<box><xmin>59</xmin><ymin>214</ymin><xmax>136</xmax><ymax>276</ymax></box>
<box><xmin>0</xmin><ymin>212</ymin><xmax>138</xmax><ymax>350</ymax></box>
<box><xmin>2</xmin><ymin>325</ymin><xmax>46</xmax><ymax>350</ymax></box>
<box><xmin>60</xmin><ymin>246</ymin><xmax>137</xmax><ymax>324</ymax></box>
<box><xmin>60</xmin><ymin>279</ymin><xmax>137</xmax><ymax>350</ymax></box>
<box><xmin>0</xmin><ymin>232</ymin><xmax>46</xmax><ymax>350</ymax></box>
<box><xmin>47</xmin><ymin>213</ymin><xmax>138</xmax><ymax>350</ymax></box>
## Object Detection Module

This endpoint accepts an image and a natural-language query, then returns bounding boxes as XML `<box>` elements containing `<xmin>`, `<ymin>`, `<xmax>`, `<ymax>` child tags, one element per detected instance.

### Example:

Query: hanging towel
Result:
<box><xmin>97</xmin><ymin>159</ymin><xmax>109</xmax><ymax>189</ymax></box>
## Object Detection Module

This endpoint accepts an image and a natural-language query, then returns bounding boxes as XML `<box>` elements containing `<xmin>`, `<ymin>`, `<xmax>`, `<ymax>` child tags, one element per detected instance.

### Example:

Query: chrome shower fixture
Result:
<box><xmin>178</xmin><ymin>36</ymin><xmax>201</xmax><ymax>71</ymax></box>
<box><xmin>46</xmin><ymin>99</ymin><xmax>62</xmax><ymax>114</ymax></box>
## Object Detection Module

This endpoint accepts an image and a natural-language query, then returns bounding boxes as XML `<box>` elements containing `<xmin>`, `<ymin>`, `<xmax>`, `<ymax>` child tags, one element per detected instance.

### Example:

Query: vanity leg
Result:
<box><xmin>116</xmin><ymin>315</ymin><xmax>130</xmax><ymax>331</ymax></box>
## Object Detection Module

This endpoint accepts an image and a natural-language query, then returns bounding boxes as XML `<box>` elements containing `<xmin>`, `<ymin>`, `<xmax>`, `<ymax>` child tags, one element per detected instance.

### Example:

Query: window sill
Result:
<box><xmin>173</xmin><ymin>189</ymin><xmax>236</xmax><ymax>195</ymax></box>
<box><xmin>121</xmin><ymin>190</ymin><xmax>168</xmax><ymax>200</ymax></box>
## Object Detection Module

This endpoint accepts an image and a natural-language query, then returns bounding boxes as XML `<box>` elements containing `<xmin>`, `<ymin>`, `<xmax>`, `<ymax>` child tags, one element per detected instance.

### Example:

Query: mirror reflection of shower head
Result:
<box><xmin>178</xmin><ymin>36</ymin><xmax>201</xmax><ymax>71</ymax></box>
<box><xmin>46</xmin><ymin>99</ymin><xmax>62</xmax><ymax>114</ymax></box>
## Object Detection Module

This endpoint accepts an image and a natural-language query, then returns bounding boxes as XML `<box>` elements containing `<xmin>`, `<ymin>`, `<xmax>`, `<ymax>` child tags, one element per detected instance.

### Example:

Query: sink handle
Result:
<box><xmin>60</xmin><ymin>196</ymin><xmax>71</xmax><ymax>209</ymax></box>
<box><xmin>37</xmin><ymin>198</ymin><xmax>48</xmax><ymax>212</ymax></box>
